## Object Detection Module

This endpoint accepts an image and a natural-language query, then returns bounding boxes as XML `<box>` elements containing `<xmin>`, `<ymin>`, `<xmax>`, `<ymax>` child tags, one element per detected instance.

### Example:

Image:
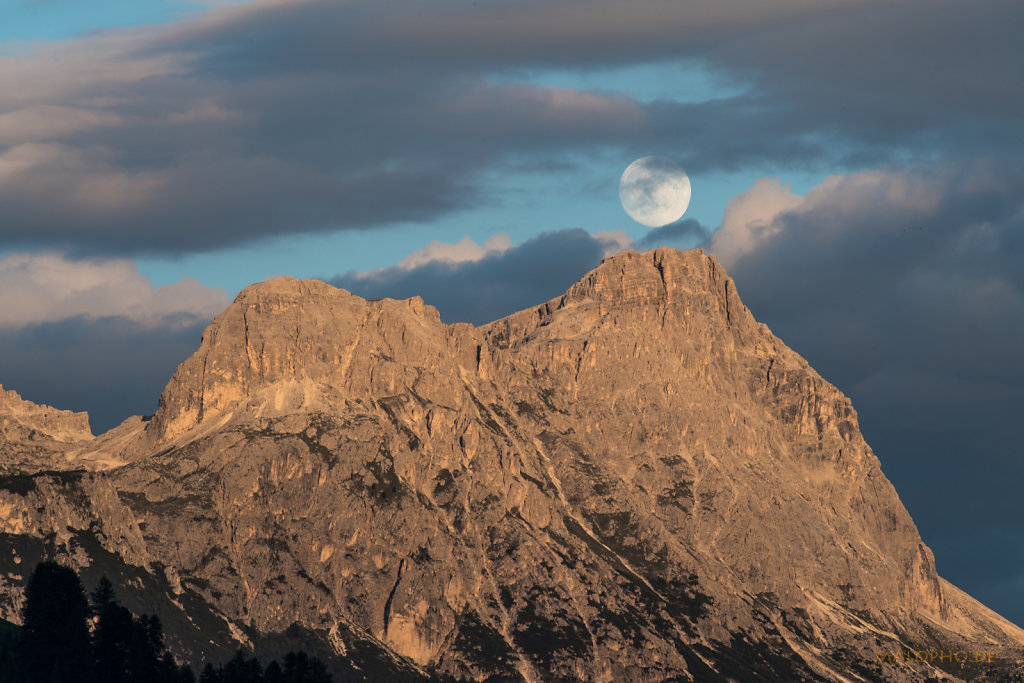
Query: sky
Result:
<box><xmin>1</xmin><ymin>0</ymin><xmax>1022</xmax><ymax>625</ymax></box>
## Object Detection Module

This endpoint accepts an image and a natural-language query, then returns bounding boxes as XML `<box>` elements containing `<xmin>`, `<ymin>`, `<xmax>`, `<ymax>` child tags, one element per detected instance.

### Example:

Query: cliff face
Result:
<box><xmin>0</xmin><ymin>384</ymin><xmax>92</xmax><ymax>471</ymax></box>
<box><xmin>1</xmin><ymin>248</ymin><xmax>1022</xmax><ymax>682</ymax></box>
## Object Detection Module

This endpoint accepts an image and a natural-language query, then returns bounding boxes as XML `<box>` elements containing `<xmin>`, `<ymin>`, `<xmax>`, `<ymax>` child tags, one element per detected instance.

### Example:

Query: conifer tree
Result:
<box><xmin>0</xmin><ymin>621</ymin><xmax>23</xmax><ymax>683</ymax></box>
<box><xmin>14</xmin><ymin>565</ymin><xmax>332</xmax><ymax>683</ymax></box>
<box><xmin>19</xmin><ymin>563</ymin><xmax>93</xmax><ymax>683</ymax></box>
<box><xmin>199</xmin><ymin>662</ymin><xmax>220</xmax><ymax>683</ymax></box>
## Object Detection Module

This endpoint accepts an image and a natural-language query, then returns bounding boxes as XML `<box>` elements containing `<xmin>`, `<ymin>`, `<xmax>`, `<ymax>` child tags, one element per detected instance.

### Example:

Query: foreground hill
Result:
<box><xmin>1</xmin><ymin>248</ymin><xmax>1022</xmax><ymax>681</ymax></box>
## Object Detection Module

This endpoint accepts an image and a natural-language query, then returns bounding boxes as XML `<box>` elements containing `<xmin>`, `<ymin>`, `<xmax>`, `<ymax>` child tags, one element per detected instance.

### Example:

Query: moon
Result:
<box><xmin>618</xmin><ymin>156</ymin><xmax>692</xmax><ymax>227</ymax></box>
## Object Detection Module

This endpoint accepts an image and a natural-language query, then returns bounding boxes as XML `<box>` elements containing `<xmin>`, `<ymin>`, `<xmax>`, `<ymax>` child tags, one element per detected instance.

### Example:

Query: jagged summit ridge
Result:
<box><xmin>0</xmin><ymin>384</ymin><xmax>92</xmax><ymax>443</ymax></box>
<box><xmin>560</xmin><ymin>247</ymin><xmax>733</xmax><ymax>307</ymax></box>
<box><xmin>148</xmin><ymin>273</ymin><xmax>455</xmax><ymax>442</ymax></box>
<box><xmin>149</xmin><ymin>248</ymin><xmax>738</xmax><ymax>443</ymax></box>
<box><xmin>0</xmin><ymin>383</ymin><xmax>93</xmax><ymax>472</ymax></box>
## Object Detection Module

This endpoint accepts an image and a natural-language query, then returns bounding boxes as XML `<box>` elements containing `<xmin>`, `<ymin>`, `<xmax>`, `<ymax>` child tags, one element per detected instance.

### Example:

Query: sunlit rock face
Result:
<box><xmin>2</xmin><ymin>248</ymin><xmax>1022</xmax><ymax>682</ymax></box>
<box><xmin>0</xmin><ymin>384</ymin><xmax>92</xmax><ymax>471</ymax></box>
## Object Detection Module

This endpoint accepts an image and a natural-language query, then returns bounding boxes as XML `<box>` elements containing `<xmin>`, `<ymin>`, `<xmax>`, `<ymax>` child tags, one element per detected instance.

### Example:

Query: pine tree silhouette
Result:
<box><xmin>19</xmin><ymin>563</ymin><xmax>93</xmax><ymax>683</ymax></box>
<box><xmin>90</xmin><ymin>575</ymin><xmax>192</xmax><ymax>683</ymax></box>
<box><xmin>199</xmin><ymin>662</ymin><xmax>220</xmax><ymax>683</ymax></box>
<box><xmin>10</xmin><ymin>566</ymin><xmax>333</xmax><ymax>683</ymax></box>
<box><xmin>0</xmin><ymin>620</ymin><xmax>23</xmax><ymax>683</ymax></box>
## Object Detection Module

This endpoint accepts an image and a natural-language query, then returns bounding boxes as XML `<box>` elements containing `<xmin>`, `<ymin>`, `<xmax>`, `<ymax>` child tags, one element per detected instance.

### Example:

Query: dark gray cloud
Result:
<box><xmin>331</xmin><ymin>229</ymin><xmax>613</xmax><ymax>325</ymax></box>
<box><xmin>638</xmin><ymin>218</ymin><xmax>711</xmax><ymax>249</ymax></box>
<box><xmin>1</xmin><ymin>0</ymin><xmax>1021</xmax><ymax>252</ymax></box>
<box><xmin>711</xmin><ymin>162</ymin><xmax>1024</xmax><ymax>625</ymax></box>
<box><xmin>162</xmin><ymin>0</ymin><xmax>872</xmax><ymax>74</ymax></box>
<box><xmin>0</xmin><ymin>316</ymin><xmax>209</xmax><ymax>434</ymax></box>
<box><xmin>710</xmin><ymin>0</ymin><xmax>1024</xmax><ymax>154</ymax></box>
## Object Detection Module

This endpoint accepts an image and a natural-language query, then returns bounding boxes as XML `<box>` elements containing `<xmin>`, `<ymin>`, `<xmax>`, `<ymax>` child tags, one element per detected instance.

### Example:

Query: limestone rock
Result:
<box><xmin>1</xmin><ymin>248</ymin><xmax>1022</xmax><ymax>682</ymax></box>
<box><xmin>0</xmin><ymin>384</ymin><xmax>92</xmax><ymax>471</ymax></box>
<box><xmin>0</xmin><ymin>384</ymin><xmax>92</xmax><ymax>444</ymax></box>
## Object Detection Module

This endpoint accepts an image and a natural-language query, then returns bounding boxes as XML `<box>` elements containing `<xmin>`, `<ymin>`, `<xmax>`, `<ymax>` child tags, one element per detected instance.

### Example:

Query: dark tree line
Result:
<box><xmin>197</xmin><ymin>650</ymin><xmax>331</xmax><ymax>683</ymax></box>
<box><xmin>0</xmin><ymin>562</ymin><xmax>332</xmax><ymax>683</ymax></box>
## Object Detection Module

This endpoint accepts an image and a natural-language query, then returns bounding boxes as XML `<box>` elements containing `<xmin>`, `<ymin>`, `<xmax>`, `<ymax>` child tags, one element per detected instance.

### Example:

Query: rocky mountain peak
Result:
<box><xmin>0</xmin><ymin>384</ymin><xmax>92</xmax><ymax>442</ymax></box>
<box><xmin>147</xmin><ymin>276</ymin><xmax>450</xmax><ymax>443</ymax></box>
<box><xmin>146</xmin><ymin>250</ymin><xmax>739</xmax><ymax>445</ymax></box>
<box><xmin>0</xmin><ymin>384</ymin><xmax>93</xmax><ymax>472</ymax></box>
<box><xmin>8</xmin><ymin>247</ymin><xmax>1020</xmax><ymax>681</ymax></box>
<box><xmin>565</xmin><ymin>247</ymin><xmax>728</xmax><ymax>305</ymax></box>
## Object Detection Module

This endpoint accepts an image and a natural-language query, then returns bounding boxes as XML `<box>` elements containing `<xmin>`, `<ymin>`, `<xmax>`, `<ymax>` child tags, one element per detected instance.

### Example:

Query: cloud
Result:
<box><xmin>709</xmin><ymin>178</ymin><xmax>802</xmax><ymax>266</ymax></box>
<box><xmin>0</xmin><ymin>318</ymin><xmax>209</xmax><ymax>435</ymax></box>
<box><xmin>705</xmin><ymin>162</ymin><xmax>1024</xmax><ymax>623</ymax></box>
<box><xmin>0</xmin><ymin>0</ymin><xmax>1020</xmax><ymax>253</ymax></box>
<box><xmin>592</xmin><ymin>229</ymin><xmax>633</xmax><ymax>256</ymax></box>
<box><xmin>332</xmin><ymin>229</ymin><xmax>630</xmax><ymax>325</ymax></box>
<box><xmin>0</xmin><ymin>105</ymin><xmax>123</xmax><ymax>144</ymax></box>
<box><xmin>0</xmin><ymin>13</ymin><xmax>654</xmax><ymax>252</ymax></box>
<box><xmin>709</xmin><ymin>161</ymin><xmax>1024</xmax><ymax>402</ymax></box>
<box><xmin>0</xmin><ymin>252</ymin><xmax>229</xmax><ymax>433</ymax></box>
<box><xmin>0</xmin><ymin>251</ymin><xmax>230</xmax><ymax>328</ymax></box>
<box><xmin>638</xmin><ymin>218</ymin><xmax>711</xmax><ymax>249</ymax></box>
<box><xmin>392</xmin><ymin>234</ymin><xmax>512</xmax><ymax>270</ymax></box>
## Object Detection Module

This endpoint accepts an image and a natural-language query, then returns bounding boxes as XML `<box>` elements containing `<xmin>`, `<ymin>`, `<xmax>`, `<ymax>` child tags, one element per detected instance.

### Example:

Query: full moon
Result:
<box><xmin>618</xmin><ymin>156</ymin><xmax>692</xmax><ymax>227</ymax></box>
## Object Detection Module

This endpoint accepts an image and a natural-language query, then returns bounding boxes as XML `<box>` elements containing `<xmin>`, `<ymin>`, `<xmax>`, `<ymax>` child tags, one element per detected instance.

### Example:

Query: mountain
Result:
<box><xmin>1</xmin><ymin>247</ymin><xmax>1022</xmax><ymax>681</ymax></box>
<box><xmin>0</xmin><ymin>384</ymin><xmax>92</xmax><ymax>471</ymax></box>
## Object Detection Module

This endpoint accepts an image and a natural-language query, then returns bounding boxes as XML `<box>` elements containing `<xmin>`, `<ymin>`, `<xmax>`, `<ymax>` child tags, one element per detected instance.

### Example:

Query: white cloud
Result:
<box><xmin>709</xmin><ymin>168</ymin><xmax>971</xmax><ymax>269</ymax></box>
<box><xmin>395</xmin><ymin>234</ymin><xmax>513</xmax><ymax>270</ymax></box>
<box><xmin>356</xmin><ymin>230</ymin><xmax>635</xmax><ymax>280</ymax></box>
<box><xmin>709</xmin><ymin>177</ymin><xmax>802</xmax><ymax>268</ymax></box>
<box><xmin>593</xmin><ymin>229</ymin><xmax>634</xmax><ymax>256</ymax></box>
<box><xmin>0</xmin><ymin>252</ymin><xmax>230</xmax><ymax>329</ymax></box>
